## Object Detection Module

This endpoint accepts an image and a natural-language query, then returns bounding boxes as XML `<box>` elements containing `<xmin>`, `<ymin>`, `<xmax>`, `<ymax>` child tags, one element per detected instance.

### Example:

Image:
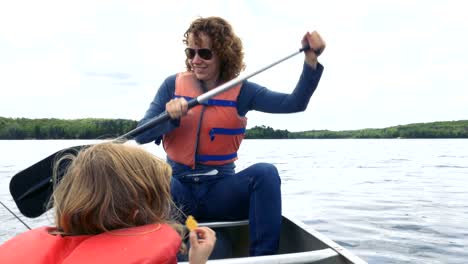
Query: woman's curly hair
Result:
<box><xmin>183</xmin><ymin>16</ymin><xmax>246</xmax><ymax>83</ymax></box>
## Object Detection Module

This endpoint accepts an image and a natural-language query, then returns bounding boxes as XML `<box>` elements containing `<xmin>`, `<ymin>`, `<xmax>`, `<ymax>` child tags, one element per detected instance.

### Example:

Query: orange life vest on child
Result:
<box><xmin>0</xmin><ymin>224</ymin><xmax>181</xmax><ymax>264</ymax></box>
<box><xmin>163</xmin><ymin>72</ymin><xmax>247</xmax><ymax>168</ymax></box>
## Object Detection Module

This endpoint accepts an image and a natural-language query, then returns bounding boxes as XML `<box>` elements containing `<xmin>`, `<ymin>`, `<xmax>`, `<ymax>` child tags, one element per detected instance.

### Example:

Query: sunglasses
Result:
<box><xmin>185</xmin><ymin>48</ymin><xmax>214</xmax><ymax>60</ymax></box>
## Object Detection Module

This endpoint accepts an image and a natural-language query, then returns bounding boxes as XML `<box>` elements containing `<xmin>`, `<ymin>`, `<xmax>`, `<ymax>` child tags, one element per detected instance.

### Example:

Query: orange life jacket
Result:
<box><xmin>0</xmin><ymin>224</ymin><xmax>181</xmax><ymax>264</ymax></box>
<box><xmin>163</xmin><ymin>72</ymin><xmax>247</xmax><ymax>168</ymax></box>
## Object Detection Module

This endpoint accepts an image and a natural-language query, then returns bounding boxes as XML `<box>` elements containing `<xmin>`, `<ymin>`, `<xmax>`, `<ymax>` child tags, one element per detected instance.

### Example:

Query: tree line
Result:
<box><xmin>1</xmin><ymin>117</ymin><xmax>467</xmax><ymax>139</ymax></box>
<box><xmin>288</xmin><ymin>120</ymin><xmax>468</xmax><ymax>139</ymax></box>
<box><xmin>0</xmin><ymin>117</ymin><xmax>137</xmax><ymax>139</ymax></box>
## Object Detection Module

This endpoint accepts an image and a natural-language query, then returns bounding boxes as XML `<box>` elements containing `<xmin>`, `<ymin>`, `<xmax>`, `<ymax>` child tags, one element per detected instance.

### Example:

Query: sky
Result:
<box><xmin>0</xmin><ymin>0</ymin><xmax>467</xmax><ymax>131</ymax></box>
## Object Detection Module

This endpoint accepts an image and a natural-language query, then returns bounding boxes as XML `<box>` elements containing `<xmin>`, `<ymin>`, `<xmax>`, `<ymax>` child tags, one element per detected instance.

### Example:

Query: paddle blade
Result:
<box><xmin>9</xmin><ymin>145</ymin><xmax>85</xmax><ymax>218</ymax></box>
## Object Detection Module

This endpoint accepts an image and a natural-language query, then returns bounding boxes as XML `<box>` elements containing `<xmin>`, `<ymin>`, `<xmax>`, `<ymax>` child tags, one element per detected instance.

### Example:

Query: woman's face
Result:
<box><xmin>186</xmin><ymin>32</ymin><xmax>220</xmax><ymax>89</ymax></box>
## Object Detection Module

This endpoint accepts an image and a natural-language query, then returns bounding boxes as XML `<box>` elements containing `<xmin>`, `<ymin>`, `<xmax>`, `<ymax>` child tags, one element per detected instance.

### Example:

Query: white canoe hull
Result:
<box><xmin>181</xmin><ymin>214</ymin><xmax>367</xmax><ymax>264</ymax></box>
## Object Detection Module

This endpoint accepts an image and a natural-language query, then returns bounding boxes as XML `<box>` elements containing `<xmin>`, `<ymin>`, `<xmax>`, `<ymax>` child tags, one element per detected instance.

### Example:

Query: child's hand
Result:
<box><xmin>188</xmin><ymin>227</ymin><xmax>216</xmax><ymax>264</ymax></box>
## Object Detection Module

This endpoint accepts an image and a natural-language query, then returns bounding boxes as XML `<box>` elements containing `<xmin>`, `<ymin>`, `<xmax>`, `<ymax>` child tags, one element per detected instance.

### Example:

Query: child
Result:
<box><xmin>0</xmin><ymin>142</ymin><xmax>216</xmax><ymax>264</ymax></box>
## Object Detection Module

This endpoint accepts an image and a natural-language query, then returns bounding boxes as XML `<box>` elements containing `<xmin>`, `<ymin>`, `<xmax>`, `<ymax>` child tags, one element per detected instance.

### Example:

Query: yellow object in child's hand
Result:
<box><xmin>185</xmin><ymin>215</ymin><xmax>198</xmax><ymax>231</ymax></box>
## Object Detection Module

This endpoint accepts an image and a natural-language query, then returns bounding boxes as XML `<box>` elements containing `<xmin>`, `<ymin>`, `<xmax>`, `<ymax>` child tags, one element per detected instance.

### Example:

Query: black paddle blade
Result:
<box><xmin>9</xmin><ymin>145</ymin><xmax>86</xmax><ymax>218</ymax></box>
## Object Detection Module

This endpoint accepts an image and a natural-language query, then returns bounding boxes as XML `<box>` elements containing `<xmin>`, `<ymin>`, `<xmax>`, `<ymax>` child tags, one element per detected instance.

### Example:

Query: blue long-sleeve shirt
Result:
<box><xmin>135</xmin><ymin>62</ymin><xmax>324</xmax><ymax>176</ymax></box>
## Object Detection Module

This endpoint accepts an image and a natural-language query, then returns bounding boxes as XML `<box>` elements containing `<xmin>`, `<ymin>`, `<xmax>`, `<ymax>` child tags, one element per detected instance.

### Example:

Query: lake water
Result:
<box><xmin>1</xmin><ymin>139</ymin><xmax>467</xmax><ymax>263</ymax></box>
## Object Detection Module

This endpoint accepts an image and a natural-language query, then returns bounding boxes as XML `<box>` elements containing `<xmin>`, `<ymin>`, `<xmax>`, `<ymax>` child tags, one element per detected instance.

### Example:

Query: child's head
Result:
<box><xmin>51</xmin><ymin>142</ymin><xmax>173</xmax><ymax>235</ymax></box>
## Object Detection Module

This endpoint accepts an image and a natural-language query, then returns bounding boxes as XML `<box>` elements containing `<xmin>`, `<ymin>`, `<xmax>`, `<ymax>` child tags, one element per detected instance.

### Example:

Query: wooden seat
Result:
<box><xmin>199</xmin><ymin>219</ymin><xmax>249</xmax><ymax>228</ymax></box>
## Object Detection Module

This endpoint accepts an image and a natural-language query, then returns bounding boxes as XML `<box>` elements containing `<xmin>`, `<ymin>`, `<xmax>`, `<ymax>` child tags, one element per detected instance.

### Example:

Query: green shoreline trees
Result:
<box><xmin>0</xmin><ymin>117</ymin><xmax>137</xmax><ymax>139</ymax></box>
<box><xmin>1</xmin><ymin>117</ymin><xmax>467</xmax><ymax>139</ymax></box>
<box><xmin>287</xmin><ymin>120</ymin><xmax>468</xmax><ymax>139</ymax></box>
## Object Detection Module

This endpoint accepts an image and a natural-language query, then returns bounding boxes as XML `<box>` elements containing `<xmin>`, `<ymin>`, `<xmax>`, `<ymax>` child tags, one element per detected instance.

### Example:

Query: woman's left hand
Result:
<box><xmin>302</xmin><ymin>31</ymin><xmax>326</xmax><ymax>69</ymax></box>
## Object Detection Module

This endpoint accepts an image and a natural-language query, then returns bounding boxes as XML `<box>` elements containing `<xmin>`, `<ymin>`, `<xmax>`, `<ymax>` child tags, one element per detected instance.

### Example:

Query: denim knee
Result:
<box><xmin>249</xmin><ymin>163</ymin><xmax>281</xmax><ymax>185</ymax></box>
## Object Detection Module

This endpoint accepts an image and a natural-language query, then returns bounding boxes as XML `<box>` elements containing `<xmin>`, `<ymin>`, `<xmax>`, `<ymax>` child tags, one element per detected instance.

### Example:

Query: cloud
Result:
<box><xmin>114</xmin><ymin>81</ymin><xmax>139</xmax><ymax>87</ymax></box>
<box><xmin>1</xmin><ymin>0</ymin><xmax>467</xmax><ymax>130</ymax></box>
<box><xmin>85</xmin><ymin>72</ymin><xmax>132</xmax><ymax>80</ymax></box>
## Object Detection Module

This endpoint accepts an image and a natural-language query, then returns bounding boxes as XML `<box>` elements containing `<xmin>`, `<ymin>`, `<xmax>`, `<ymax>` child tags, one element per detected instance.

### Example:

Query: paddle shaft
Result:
<box><xmin>116</xmin><ymin>44</ymin><xmax>311</xmax><ymax>141</ymax></box>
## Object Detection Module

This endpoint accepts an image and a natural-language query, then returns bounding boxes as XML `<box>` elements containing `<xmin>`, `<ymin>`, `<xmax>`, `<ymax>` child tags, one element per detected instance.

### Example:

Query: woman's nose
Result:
<box><xmin>192</xmin><ymin>53</ymin><xmax>202</xmax><ymax>63</ymax></box>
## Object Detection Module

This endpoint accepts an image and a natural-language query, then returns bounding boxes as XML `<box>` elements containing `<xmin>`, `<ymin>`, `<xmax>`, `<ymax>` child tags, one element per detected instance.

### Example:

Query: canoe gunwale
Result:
<box><xmin>196</xmin><ymin>249</ymin><xmax>338</xmax><ymax>264</ymax></box>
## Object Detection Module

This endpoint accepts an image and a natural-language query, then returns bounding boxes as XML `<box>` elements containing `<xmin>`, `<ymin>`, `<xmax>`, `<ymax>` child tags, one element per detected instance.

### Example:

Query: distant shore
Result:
<box><xmin>1</xmin><ymin>117</ymin><xmax>467</xmax><ymax>139</ymax></box>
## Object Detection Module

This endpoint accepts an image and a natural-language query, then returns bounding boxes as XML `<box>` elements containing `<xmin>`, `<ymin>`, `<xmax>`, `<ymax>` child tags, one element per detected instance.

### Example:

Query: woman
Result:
<box><xmin>135</xmin><ymin>16</ymin><xmax>326</xmax><ymax>256</ymax></box>
<box><xmin>0</xmin><ymin>142</ymin><xmax>216</xmax><ymax>264</ymax></box>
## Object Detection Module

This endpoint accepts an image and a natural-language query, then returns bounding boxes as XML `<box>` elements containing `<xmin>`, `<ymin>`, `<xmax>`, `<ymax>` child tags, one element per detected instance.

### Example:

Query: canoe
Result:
<box><xmin>180</xmin><ymin>214</ymin><xmax>367</xmax><ymax>264</ymax></box>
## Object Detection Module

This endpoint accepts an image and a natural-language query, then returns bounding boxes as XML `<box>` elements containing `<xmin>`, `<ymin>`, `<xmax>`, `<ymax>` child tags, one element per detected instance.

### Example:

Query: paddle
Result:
<box><xmin>9</xmin><ymin>44</ymin><xmax>312</xmax><ymax>218</ymax></box>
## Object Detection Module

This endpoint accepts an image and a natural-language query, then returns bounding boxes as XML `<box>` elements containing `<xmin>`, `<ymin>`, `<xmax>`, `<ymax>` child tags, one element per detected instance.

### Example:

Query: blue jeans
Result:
<box><xmin>171</xmin><ymin>162</ymin><xmax>282</xmax><ymax>256</ymax></box>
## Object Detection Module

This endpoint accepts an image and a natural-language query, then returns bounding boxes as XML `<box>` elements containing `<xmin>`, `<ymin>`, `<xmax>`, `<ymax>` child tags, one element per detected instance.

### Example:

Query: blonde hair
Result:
<box><xmin>50</xmin><ymin>142</ymin><xmax>183</xmax><ymax>239</ymax></box>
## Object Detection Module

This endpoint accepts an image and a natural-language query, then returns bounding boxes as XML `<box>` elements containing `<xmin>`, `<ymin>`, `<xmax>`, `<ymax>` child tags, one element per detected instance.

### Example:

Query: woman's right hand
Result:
<box><xmin>166</xmin><ymin>98</ymin><xmax>188</xmax><ymax>119</ymax></box>
<box><xmin>188</xmin><ymin>227</ymin><xmax>216</xmax><ymax>264</ymax></box>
